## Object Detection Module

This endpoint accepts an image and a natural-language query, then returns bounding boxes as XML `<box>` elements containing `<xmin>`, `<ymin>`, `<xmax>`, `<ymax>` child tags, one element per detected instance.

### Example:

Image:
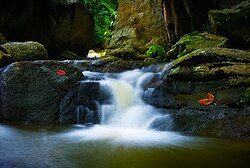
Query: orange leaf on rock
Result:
<box><xmin>198</xmin><ymin>92</ymin><xmax>215</xmax><ymax>106</ymax></box>
<box><xmin>56</xmin><ymin>69</ymin><xmax>66</xmax><ymax>76</ymax></box>
<box><xmin>198</xmin><ymin>98</ymin><xmax>214</xmax><ymax>106</ymax></box>
<box><xmin>207</xmin><ymin>92</ymin><xmax>215</xmax><ymax>101</ymax></box>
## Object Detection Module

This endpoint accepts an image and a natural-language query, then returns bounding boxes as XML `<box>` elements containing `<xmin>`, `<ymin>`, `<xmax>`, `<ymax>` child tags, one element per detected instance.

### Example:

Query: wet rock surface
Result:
<box><xmin>209</xmin><ymin>1</ymin><xmax>250</xmax><ymax>49</ymax></box>
<box><xmin>0</xmin><ymin>60</ymin><xmax>83</xmax><ymax>123</ymax></box>
<box><xmin>2</xmin><ymin>41</ymin><xmax>48</xmax><ymax>61</ymax></box>
<box><xmin>59</xmin><ymin>81</ymin><xmax>111</xmax><ymax>125</ymax></box>
<box><xmin>145</xmin><ymin>47</ymin><xmax>250</xmax><ymax>138</ymax></box>
<box><xmin>171</xmin><ymin>106</ymin><xmax>250</xmax><ymax>138</ymax></box>
<box><xmin>166</xmin><ymin>32</ymin><xmax>228</xmax><ymax>60</ymax></box>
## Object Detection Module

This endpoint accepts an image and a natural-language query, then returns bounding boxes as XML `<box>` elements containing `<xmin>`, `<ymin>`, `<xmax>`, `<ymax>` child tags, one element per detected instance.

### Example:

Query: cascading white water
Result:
<box><xmin>63</xmin><ymin>64</ymin><xmax>192</xmax><ymax>146</ymax></box>
<box><xmin>99</xmin><ymin>70</ymin><xmax>162</xmax><ymax>129</ymax></box>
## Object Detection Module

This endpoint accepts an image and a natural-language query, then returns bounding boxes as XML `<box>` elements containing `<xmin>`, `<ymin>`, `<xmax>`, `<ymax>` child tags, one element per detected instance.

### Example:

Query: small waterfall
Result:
<box><xmin>75</xmin><ymin>106</ymin><xmax>80</xmax><ymax>124</ymax></box>
<box><xmin>85</xmin><ymin>65</ymin><xmax>172</xmax><ymax>129</ymax></box>
<box><xmin>99</xmin><ymin>72</ymin><xmax>164</xmax><ymax>129</ymax></box>
<box><xmin>66</xmin><ymin>64</ymin><xmax>188</xmax><ymax>146</ymax></box>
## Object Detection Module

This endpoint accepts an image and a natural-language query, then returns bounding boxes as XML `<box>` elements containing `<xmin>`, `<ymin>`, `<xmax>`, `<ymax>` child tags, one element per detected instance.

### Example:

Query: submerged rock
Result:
<box><xmin>209</xmin><ymin>1</ymin><xmax>250</xmax><ymax>49</ymax></box>
<box><xmin>149</xmin><ymin>114</ymin><xmax>174</xmax><ymax>131</ymax></box>
<box><xmin>2</xmin><ymin>41</ymin><xmax>48</xmax><ymax>61</ymax></box>
<box><xmin>0</xmin><ymin>60</ymin><xmax>83</xmax><ymax>123</ymax></box>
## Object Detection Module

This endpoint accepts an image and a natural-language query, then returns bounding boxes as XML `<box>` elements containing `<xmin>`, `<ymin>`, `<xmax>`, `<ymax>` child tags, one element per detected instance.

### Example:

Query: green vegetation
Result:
<box><xmin>146</xmin><ymin>44</ymin><xmax>166</xmax><ymax>61</ymax></box>
<box><xmin>80</xmin><ymin>0</ymin><xmax>118</xmax><ymax>48</ymax></box>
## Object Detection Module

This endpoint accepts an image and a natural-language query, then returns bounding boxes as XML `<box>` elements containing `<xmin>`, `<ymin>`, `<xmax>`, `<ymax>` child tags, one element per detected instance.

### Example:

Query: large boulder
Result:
<box><xmin>108</xmin><ymin>0</ymin><xmax>167</xmax><ymax>58</ymax></box>
<box><xmin>208</xmin><ymin>1</ymin><xmax>250</xmax><ymax>49</ymax></box>
<box><xmin>0</xmin><ymin>61</ymin><xmax>83</xmax><ymax>123</ymax></box>
<box><xmin>59</xmin><ymin>81</ymin><xmax>111</xmax><ymax>124</ymax></box>
<box><xmin>165</xmin><ymin>32</ymin><xmax>228</xmax><ymax>60</ymax></box>
<box><xmin>2</xmin><ymin>41</ymin><xmax>48</xmax><ymax>61</ymax></box>
<box><xmin>154</xmin><ymin>48</ymin><xmax>250</xmax><ymax>108</ymax></box>
<box><xmin>171</xmin><ymin>106</ymin><xmax>249</xmax><ymax>138</ymax></box>
<box><xmin>144</xmin><ymin>47</ymin><xmax>250</xmax><ymax>138</ymax></box>
<box><xmin>0</xmin><ymin>0</ymin><xmax>94</xmax><ymax>57</ymax></box>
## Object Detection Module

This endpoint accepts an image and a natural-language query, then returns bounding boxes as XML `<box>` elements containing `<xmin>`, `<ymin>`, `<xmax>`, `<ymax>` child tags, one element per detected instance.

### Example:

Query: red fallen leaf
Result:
<box><xmin>56</xmin><ymin>69</ymin><xmax>66</xmax><ymax>76</ymax></box>
<box><xmin>207</xmin><ymin>92</ymin><xmax>215</xmax><ymax>100</ymax></box>
<box><xmin>199</xmin><ymin>98</ymin><xmax>214</xmax><ymax>106</ymax></box>
<box><xmin>198</xmin><ymin>92</ymin><xmax>215</xmax><ymax>106</ymax></box>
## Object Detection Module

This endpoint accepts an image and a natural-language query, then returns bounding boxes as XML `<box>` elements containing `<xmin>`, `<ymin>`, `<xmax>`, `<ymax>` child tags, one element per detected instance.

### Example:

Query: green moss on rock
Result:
<box><xmin>172</xmin><ymin>47</ymin><xmax>250</xmax><ymax>67</ymax></box>
<box><xmin>2</xmin><ymin>41</ymin><xmax>48</xmax><ymax>61</ymax></box>
<box><xmin>146</xmin><ymin>44</ymin><xmax>166</xmax><ymax>60</ymax></box>
<box><xmin>144</xmin><ymin>58</ymin><xmax>158</xmax><ymax>66</ymax></box>
<box><xmin>165</xmin><ymin>32</ymin><xmax>228</xmax><ymax>60</ymax></box>
<box><xmin>0</xmin><ymin>47</ymin><xmax>14</xmax><ymax>68</ymax></box>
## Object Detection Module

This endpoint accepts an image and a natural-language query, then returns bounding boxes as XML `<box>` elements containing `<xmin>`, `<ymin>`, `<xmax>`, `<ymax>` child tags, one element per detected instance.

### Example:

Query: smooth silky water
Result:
<box><xmin>1</xmin><ymin>65</ymin><xmax>250</xmax><ymax>168</ymax></box>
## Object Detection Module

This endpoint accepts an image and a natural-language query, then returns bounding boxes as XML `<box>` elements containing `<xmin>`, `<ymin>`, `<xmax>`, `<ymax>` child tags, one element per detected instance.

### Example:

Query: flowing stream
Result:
<box><xmin>0</xmin><ymin>65</ymin><xmax>249</xmax><ymax>168</ymax></box>
<box><xmin>64</xmin><ymin>64</ymin><xmax>191</xmax><ymax>146</ymax></box>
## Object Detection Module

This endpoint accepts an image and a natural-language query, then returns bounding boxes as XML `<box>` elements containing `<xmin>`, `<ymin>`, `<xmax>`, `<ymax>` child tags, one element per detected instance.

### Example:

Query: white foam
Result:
<box><xmin>62</xmin><ymin>125</ymin><xmax>192</xmax><ymax>147</ymax></box>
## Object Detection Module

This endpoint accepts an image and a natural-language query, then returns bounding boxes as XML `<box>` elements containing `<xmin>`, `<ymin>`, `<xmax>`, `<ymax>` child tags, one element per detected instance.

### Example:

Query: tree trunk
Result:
<box><xmin>162</xmin><ymin>0</ymin><xmax>219</xmax><ymax>44</ymax></box>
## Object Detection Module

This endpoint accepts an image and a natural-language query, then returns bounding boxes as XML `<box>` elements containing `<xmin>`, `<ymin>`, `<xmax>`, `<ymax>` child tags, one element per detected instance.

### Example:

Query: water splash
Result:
<box><xmin>60</xmin><ymin>65</ymin><xmax>192</xmax><ymax>146</ymax></box>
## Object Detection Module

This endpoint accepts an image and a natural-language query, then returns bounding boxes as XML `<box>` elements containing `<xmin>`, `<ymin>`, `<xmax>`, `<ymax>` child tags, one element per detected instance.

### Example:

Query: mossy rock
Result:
<box><xmin>165</xmin><ymin>32</ymin><xmax>228</xmax><ymax>60</ymax></box>
<box><xmin>146</xmin><ymin>44</ymin><xmax>166</xmax><ymax>61</ymax></box>
<box><xmin>208</xmin><ymin>1</ymin><xmax>250</xmax><ymax>48</ymax></box>
<box><xmin>99</xmin><ymin>59</ymin><xmax>145</xmax><ymax>73</ymax></box>
<box><xmin>90</xmin><ymin>56</ymin><xmax>119</xmax><ymax>67</ymax></box>
<box><xmin>2</xmin><ymin>41</ymin><xmax>48</xmax><ymax>61</ymax></box>
<box><xmin>144</xmin><ymin>58</ymin><xmax>158</xmax><ymax>66</ymax></box>
<box><xmin>171</xmin><ymin>47</ymin><xmax>250</xmax><ymax>67</ymax></box>
<box><xmin>108</xmin><ymin>46</ymin><xmax>146</xmax><ymax>60</ymax></box>
<box><xmin>172</xmin><ymin>106</ymin><xmax>250</xmax><ymax>139</ymax></box>
<box><xmin>0</xmin><ymin>60</ymin><xmax>83</xmax><ymax>123</ymax></box>
<box><xmin>0</xmin><ymin>46</ymin><xmax>14</xmax><ymax>68</ymax></box>
<box><xmin>169</xmin><ymin>62</ymin><xmax>250</xmax><ymax>81</ymax></box>
<box><xmin>164</xmin><ymin>48</ymin><xmax>250</xmax><ymax>95</ymax></box>
<box><xmin>172</xmin><ymin>87</ymin><xmax>250</xmax><ymax>108</ymax></box>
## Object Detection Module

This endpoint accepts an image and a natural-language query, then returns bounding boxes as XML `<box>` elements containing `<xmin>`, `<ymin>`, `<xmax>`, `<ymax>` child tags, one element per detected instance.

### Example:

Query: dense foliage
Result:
<box><xmin>80</xmin><ymin>0</ymin><xmax>118</xmax><ymax>48</ymax></box>
<box><xmin>146</xmin><ymin>44</ymin><xmax>166</xmax><ymax>61</ymax></box>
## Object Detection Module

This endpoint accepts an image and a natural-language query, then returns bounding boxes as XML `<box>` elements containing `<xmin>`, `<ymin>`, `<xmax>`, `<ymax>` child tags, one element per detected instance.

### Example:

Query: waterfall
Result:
<box><xmin>99</xmin><ymin>70</ymin><xmax>163</xmax><ymax>129</ymax></box>
<box><xmin>63</xmin><ymin>63</ymin><xmax>190</xmax><ymax>146</ymax></box>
